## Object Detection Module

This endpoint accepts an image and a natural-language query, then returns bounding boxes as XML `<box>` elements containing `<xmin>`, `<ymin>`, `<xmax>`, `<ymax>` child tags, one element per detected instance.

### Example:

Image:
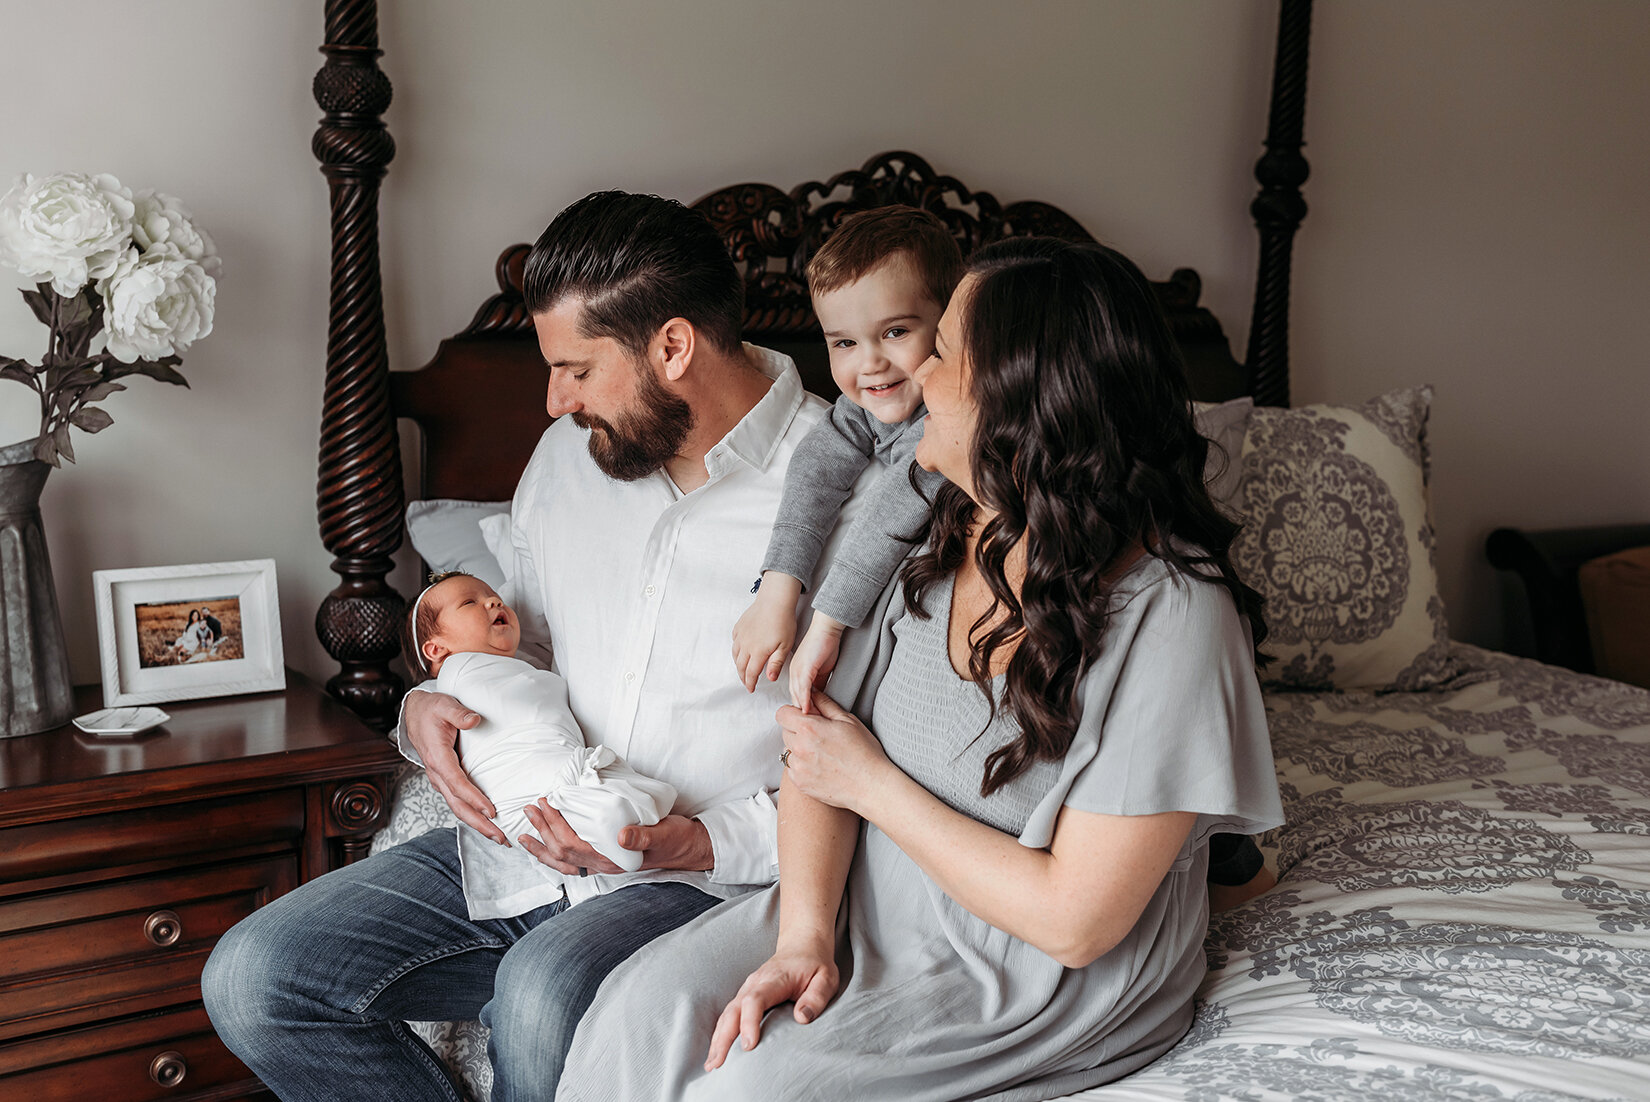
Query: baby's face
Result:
<box><xmin>425</xmin><ymin>575</ymin><xmax>520</xmax><ymax>664</ymax></box>
<box><xmin>813</xmin><ymin>255</ymin><xmax>941</xmax><ymax>425</ymax></box>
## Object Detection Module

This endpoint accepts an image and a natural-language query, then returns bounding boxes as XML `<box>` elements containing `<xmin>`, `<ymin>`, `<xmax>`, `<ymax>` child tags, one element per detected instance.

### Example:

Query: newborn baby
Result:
<box><xmin>404</xmin><ymin>571</ymin><xmax>677</xmax><ymax>919</ymax></box>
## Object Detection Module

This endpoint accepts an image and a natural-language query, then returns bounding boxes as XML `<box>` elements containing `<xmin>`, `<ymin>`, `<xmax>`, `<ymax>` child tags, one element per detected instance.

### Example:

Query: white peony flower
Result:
<box><xmin>101</xmin><ymin>245</ymin><xmax>216</xmax><ymax>363</ymax></box>
<box><xmin>129</xmin><ymin>189</ymin><xmax>221</xmax><ymax>279</ymax></box>
<box><xmin>0</xmin><ymin>172</ymin><xmax>135</xmax><ymax>295</ymax></box>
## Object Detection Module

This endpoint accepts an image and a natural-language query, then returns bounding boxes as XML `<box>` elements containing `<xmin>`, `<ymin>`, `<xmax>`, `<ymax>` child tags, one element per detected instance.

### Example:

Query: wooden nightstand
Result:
<box><xmin>0</xmin><ymin>670</ymin><xmax>403</xmax><ymax>1101</ymax></box>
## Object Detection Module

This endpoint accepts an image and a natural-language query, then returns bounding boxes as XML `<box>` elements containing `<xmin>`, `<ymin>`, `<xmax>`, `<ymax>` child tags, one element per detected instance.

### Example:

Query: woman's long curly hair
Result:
<box><xmin>902</xmin><ymin>236</ymin><xmax>1268</xmax><ymax>797</ymax></box>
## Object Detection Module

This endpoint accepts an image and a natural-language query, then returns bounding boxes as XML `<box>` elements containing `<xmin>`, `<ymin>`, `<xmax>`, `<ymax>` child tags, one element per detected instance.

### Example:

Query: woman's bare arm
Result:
<box><xmin>780</xmin><ymin>692</ymin><xmax>1194</xmax><ymax>968</ymax></box>
<box><xmin>704</xmin><ymin>771</ymin><xmax>858</xmax><ymax>1069</ymax></box>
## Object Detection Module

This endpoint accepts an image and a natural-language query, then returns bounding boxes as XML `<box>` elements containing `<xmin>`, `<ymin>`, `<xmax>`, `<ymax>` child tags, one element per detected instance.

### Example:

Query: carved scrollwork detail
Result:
<box><xmin>331</xmin><ymin>779</ymin><xmax>386</xmax><ymax>833</ymax></box>
<box><xmin>457</xmin><ymin>151</ymin><xmax>1098</xmax><ymax>342</ymax></box>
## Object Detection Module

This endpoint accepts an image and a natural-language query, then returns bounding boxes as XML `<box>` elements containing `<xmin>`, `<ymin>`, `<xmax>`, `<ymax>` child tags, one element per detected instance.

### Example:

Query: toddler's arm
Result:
<box><xmin>737</xmin><ymin>398</ymin><xmax>883</xmax><ymax>689</ymax></box>
<box><xmin>760</xmin><ymin>396</ymin><xmax>883</xmax><ymax>593</ymax></box>
<box><xmin>790</xmin><ymin>437</ymin><xmax>946</xmax><ymax>710</ymax></box>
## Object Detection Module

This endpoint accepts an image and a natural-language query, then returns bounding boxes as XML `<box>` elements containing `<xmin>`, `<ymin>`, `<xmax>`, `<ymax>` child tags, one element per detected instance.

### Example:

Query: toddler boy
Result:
<box><xmin>733</xmin><ymin>205</ymin><xmax>960</xmax><ymax>709</ymax></box>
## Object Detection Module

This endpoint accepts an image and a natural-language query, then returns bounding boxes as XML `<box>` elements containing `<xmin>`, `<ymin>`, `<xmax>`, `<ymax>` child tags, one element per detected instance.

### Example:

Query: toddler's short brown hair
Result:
<box><xmin>806</xmin><ymin>206</ymin><xmax>964</xmax><ymax>311</ymax></box>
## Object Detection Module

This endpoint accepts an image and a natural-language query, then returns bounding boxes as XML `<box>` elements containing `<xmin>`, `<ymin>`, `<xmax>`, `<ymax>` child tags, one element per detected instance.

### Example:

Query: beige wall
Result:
<box><xmin>2</xmin><ymin>1</ymin><xmax>1644</xmax><ymax>690</ymax></box>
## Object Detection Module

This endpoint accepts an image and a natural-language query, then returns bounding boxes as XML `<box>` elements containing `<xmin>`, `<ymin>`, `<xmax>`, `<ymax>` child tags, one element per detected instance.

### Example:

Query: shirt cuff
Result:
<box><xmin>695</xmin><ymin>789</ymin><xmax>780</xmax><ymax>887</ymax></box>
<box><xmin>393</xmin><ymin>682</ymin><xmax>437</xmax><ymax>766</ymax></box>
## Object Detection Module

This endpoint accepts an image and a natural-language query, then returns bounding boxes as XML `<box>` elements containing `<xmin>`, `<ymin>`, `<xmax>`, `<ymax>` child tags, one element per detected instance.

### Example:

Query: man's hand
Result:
<box><xmin>623</xmin><ymin>814</ymin><xmax>714</xmax><ymax>872</ymax></box>
<box><xmin>519</xmin><ymin>805</ymin><xmax>714</xmax><ymax>875</ymax></box>
<box><xmin>403</xmin><ymin>690</ymin><xmax>504</xmax><ymax>845</ymax></box>
<box><xmin>521</xmin><ymin>800</ymin><xmax>624</xmax><ymax>875</ymax></box>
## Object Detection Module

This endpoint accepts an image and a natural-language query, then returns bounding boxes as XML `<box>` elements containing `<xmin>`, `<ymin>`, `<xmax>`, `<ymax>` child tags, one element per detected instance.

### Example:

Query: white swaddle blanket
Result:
<box><xmin>435</xmin><ymin>651</ymin><xmax>677</xmax><ymax>919</ymax></box>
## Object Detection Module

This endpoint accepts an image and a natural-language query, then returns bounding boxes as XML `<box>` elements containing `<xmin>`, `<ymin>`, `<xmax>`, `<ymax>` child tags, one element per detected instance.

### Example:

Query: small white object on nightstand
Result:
<box><xmin>72</xmin><ymin>706</ymin><xmax>170</xmax><ymax>737</ymax></box>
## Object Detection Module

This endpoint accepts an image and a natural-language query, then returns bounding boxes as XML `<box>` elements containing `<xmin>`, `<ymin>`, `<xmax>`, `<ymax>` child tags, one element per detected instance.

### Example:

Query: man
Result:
<box><xmin>204</xmin><ymin>191</ymin><xmax>867</xmax><ymax>1102</ymax></box>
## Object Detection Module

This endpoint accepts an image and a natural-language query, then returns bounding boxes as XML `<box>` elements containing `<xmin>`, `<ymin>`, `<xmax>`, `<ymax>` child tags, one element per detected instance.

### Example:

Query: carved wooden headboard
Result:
<box><xmin>309</xmin><ymin>0</ymin><xmax>1314</xmax><ymax>728</ymax></box>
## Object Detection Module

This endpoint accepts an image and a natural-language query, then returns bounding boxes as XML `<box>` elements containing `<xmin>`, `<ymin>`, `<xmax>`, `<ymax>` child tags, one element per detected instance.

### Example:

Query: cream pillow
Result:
<box><xmin>1193</xmin><ymin>396</ymin><xmax>1254</xmax><ymax>515</ymax></box>
<box><xmin>1232</xmin><ymin>386</ymin><xmax>1457</xmax><ymax>692</ymax></box>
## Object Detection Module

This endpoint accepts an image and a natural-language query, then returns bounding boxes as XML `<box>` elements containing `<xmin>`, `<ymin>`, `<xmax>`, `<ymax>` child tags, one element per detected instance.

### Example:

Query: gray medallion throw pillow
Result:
<box><xmin>1233</xmin><ymin>386</ymin><xmax>1458</xmax><ymax>692</ymax></box>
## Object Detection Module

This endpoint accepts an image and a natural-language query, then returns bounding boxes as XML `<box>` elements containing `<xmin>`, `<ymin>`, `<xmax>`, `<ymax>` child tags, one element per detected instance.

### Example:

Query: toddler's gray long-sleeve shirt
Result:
<box><xmin>761</xmin><ymin>394</ymin><xmax>946</xmax><ymax>628</ymax></box>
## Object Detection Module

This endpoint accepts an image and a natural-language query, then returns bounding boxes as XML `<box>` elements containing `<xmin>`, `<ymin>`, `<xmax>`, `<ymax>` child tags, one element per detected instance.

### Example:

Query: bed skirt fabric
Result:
<box><xmin>368</xmin><ymin>644</ymin><xmax>1650</xmax><ymax>1101</ymax></box>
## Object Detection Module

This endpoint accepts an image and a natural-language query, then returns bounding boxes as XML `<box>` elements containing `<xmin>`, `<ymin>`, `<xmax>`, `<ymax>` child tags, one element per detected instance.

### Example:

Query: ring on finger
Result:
<box><xmin>780</xmin><ymin>748</ymin><xmax>792</xmax><ymax>768</ymax></box>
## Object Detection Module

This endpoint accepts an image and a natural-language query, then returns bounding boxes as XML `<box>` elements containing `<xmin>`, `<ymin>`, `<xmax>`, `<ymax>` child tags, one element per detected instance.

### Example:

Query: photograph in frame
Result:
<box><xmin>94</xmin><ymin>559</ymin><xmax>285</xmax><ymax>706</ymax></box>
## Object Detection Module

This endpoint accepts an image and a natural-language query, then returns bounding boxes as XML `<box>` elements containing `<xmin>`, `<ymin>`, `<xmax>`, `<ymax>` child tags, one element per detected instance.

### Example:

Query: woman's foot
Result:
<box><xmin>1208</xmin><ymin>866</ymin><xmax>1276</xmax><ymax>913</ymax></box>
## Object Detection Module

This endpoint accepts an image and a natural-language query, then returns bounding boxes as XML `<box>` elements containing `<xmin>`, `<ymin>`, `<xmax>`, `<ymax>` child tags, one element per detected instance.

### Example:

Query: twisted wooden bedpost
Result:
<box><xmin>1246</xmin><ymin>0</ymin><xmax>1312</xmax><ymax>408</ymax></box>
<box><xmin>312</xmin><ymin>0</ymin><xmax>405</xmax><ymax>729</ymax></box>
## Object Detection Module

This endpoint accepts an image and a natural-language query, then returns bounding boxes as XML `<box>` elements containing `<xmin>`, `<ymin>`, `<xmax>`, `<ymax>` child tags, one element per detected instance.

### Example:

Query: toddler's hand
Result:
<box><xmin>732</xmin><ymin>573</ymin><xmax>803</xmax><ymax>693</ymax></box>
<box><xmin>789</xmin><ymin>614</ymin><xmax>845</xmax><ymax>713</ymax></box>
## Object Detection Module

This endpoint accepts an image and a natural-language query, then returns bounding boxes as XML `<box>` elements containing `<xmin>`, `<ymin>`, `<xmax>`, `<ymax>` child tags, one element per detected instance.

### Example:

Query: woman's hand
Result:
<box><xmin>704</xmin><ymin>947</ymin><xmax>839</xmax><ymax>1071</ymax></box>
<box><xmin>403</xmin><ymin>690</ymin><xmax>505</xmax><ymax>845</ymax></box>
<box><xmin>777</xmin><ymin>692</ymin><xmax>893</xmax><ymax>816</ymax></box>
<box><xmin>788</xmin><ymin>614</ymin><xmax>844</xmax><ymax>712</ymax></box>
<box><xmin>732</xmin><ymin>573</ymin><xmax>803</xmax><ymax>693</ymax></box>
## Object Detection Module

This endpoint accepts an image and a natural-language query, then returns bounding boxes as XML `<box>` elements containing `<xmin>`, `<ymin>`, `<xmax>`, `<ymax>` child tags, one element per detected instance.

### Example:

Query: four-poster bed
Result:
<box><xmin>303</xmin><ymin>1</ymin><xmax>1650</xmax><ymax>1098</ymax></box>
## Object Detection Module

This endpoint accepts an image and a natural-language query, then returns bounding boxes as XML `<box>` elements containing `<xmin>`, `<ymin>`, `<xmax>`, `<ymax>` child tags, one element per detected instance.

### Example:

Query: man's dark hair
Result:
<box><xmin>521</xmin><ymin>191</ymin><xmax>745</xmax><ymax>357</ymax></box>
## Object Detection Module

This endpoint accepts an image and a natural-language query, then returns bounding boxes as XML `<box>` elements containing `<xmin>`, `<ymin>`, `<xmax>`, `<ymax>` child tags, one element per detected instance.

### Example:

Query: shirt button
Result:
<box><xmin>625</xmin><ymin>671</ymin><xmax>635</xmax><ymax>682</ymax></box>
<box><xmin>644</xmin><ymin>585</ymin><xmax>656</xmax><ymax>597</ymax></box>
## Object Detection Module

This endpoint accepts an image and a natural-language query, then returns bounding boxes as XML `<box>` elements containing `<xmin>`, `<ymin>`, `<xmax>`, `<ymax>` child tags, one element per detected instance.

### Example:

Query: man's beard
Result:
<box><xmin>572</xmin><ymin>359</ymin><xmax>694</xmax><ymax>482</ymax></box>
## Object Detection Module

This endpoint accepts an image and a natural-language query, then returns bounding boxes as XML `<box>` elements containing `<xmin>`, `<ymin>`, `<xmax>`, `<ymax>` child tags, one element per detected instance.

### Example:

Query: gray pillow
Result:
<box><xmin>405</xmin><ymin>499</ymin><xmax>511</xmax><ymax>591</ymax></box>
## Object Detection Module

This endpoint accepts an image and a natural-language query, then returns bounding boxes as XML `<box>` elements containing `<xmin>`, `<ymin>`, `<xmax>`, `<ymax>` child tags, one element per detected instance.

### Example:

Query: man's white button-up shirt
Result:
<box><xmin>403</xmin><ymin>346</ymin><xmax>870</xmax><ymax>907</ymax></box>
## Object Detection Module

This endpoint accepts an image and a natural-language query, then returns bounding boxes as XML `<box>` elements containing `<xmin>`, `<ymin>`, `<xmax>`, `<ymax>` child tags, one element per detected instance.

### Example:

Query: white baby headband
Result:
<box><xmin>409</xmin><ymin>570</ymin><xmax>463</xmax><ymax>678</ymax></box>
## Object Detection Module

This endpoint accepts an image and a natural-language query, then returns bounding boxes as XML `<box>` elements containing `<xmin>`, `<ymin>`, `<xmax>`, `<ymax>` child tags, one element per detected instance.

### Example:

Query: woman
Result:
<box><xmin>171</xmin><ymin>608</ymin><xmax>210</xmax><ymax>661</ymax></box>
<box><xmin>559</xmin><ymin>237</ymin><xmax>1284</xmax><ymax>1101</ymax></box>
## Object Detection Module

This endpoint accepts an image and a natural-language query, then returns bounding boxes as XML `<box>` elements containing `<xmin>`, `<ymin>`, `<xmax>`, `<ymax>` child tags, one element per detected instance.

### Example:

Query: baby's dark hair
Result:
<box><xmin>806</xmin><ymin>205</ymin><xmax>964</xmax><ymax>310</ymax></box>
<box><xmin>401</xmin><ymin>570</ymin><xmax>470</xmax><ymax>680</ymax></box>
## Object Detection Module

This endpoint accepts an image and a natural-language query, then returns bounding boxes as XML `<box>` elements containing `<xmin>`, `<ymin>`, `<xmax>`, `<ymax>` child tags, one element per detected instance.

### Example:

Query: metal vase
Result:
<box><xmin>0</xmin><ymin>439</ymin><xmax>74</xmax><ymax>736</ymax></box>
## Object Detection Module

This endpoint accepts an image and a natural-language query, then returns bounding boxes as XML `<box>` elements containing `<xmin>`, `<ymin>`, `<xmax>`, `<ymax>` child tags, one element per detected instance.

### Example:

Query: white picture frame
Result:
<box><xmin>93</xmin><ymin>559</ymin><xmax>286</xmax><ymax>706</ymax></box>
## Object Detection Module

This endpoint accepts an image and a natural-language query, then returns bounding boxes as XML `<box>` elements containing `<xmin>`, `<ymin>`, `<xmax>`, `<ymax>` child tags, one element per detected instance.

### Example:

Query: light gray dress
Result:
<box><xmin>559</xmin><ymin>557</ymin><xmax>1284</xmax><ymax>1102</ymax></box>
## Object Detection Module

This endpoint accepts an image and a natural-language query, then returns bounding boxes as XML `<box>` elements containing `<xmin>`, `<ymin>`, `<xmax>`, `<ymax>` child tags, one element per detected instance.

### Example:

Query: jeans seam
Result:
<box><xmin>349</xmin><ymin>937</ymin><xmax>507</xmax><ymax>1016</ymax></box>
<box><xmin>387</xmin><ymin>1018</ymin><xmax>466</xmax><ymax>1102</ymax></box>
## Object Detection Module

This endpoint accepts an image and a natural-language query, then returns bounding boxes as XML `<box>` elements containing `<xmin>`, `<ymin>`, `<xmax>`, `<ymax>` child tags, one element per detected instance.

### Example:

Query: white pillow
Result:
<box><xmin>405</xmin><ymin>499</ymin><xmax>511</xmax><ymax>591</ymax></box>
<box><xmin>479</xmin><ymin>511</ymin><xmax>516</xmax><ymax>588</ymax></box>
<box><xmin>1193</xmin><ymin>396</ymin><xmax>1254</xmax><ymax>514</ymax></box>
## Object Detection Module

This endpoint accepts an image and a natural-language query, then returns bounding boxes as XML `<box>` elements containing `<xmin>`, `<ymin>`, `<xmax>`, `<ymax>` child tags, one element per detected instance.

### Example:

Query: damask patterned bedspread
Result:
<box><xmin>1086</xmin><ymin>645</ymin><xmax>1650</xmax><ymax>1101</ymax></box>
<box><xmin>371</xmin><ymin>645</ymin><xmax>1650</xmax><ymax>1101</ymax></box>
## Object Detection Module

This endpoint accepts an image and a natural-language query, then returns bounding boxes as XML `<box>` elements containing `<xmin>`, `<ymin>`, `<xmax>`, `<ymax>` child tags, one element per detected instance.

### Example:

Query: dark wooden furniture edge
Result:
<box><xmin>1486</xmin><ymin>524</ymin><xmax>1650</xmax><ymax>673</ymax></box>
<box><xmin>315</xmin><ymin>0</ymin><xmax>1316</xmax><ymax>727</ymax></box>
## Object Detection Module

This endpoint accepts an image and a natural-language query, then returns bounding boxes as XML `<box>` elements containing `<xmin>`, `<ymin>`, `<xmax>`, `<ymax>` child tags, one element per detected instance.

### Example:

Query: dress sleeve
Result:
<box><xmin>761</xmin><ymin>396</ymin><xmax>881</xmax><ymax>590</ymax></box>
<box><xmin>1018</xmin><ymin>569</ymin><xmax>1284</xmax><ymax>857</ymax></box>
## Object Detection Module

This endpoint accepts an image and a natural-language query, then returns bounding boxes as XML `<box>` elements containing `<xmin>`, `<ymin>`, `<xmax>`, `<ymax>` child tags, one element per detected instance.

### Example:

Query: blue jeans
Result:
<box><xmin>203</xmin><ymin>829</ymin><xmax>719</xmax><ymax>1101</ymax></box>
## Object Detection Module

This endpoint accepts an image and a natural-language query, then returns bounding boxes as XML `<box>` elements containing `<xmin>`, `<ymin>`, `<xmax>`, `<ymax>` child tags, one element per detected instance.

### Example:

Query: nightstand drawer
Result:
<box><xmin>0</xmin><ymin>789</ymin><xmax>305</xmax><ymax>888</ymax></box>
<box><xmin>0</xmin><ymin>1003</ymin><xmax>260</xmax><ymax>1100</ymax></box>
<box><xmin>0</xmin><ymin>855</ymin><xmax>297</xmax><ymax>1039</ymax></box>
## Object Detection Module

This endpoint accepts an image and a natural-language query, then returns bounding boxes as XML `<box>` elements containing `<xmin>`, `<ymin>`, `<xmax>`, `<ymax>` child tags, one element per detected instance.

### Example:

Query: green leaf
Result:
<box><xmin>70</xmin><ymin>407</ymin><xmax>114</xmax><ymax>433</ymax></box>
<box><xmin>58</xmin><ymin>290</ymin><xmax>95</xmax><ymax>329</ymax></box>
<box><xmin>81</xmin><ymin>380</ymin><xmax>125</xmax><ymax>402</ymax></box>
<box><xmin>21</xmin><ymin>286</ymin><xmax>55</xmax><ymax>328</ymax></box>
<box><xmin>33</xmin><ymin>435</ymin><xmax>59</xmax><ymax>466</ymax></box>
<box><xmin>99</xmin><ymin>358</ymin><xmax>140</xmax><ymax>382</ymax></box>
<box><xmin>60</xmin><ymin>321</ymin><xmax>96</xmax><ymax>361</ymax></box>
<box><xmin>51</xmin><ymin>423</ymin><xmax>75</xmax><ymax>465</ymax></box>
<box><xmin>54</xmin><ymin>366</ymin><xmax>102</xmax><ymax>391</ymax></box>
<box><xmin>133</xmin><ymin>359</ymin><xmax>190</xmax><ymax>387</ymax></box>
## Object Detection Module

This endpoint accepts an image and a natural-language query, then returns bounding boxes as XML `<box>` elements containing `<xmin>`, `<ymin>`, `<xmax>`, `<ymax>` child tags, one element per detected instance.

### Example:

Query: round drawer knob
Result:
<box><xmin>149</xmin><ymin>1050</ymin><xmax>188</xmax><ymax>1087</ymax></box>
<box><xmin>144</xmin><ymin>909</ymin><xmax>182</xmax><ymax>947</ymax></box>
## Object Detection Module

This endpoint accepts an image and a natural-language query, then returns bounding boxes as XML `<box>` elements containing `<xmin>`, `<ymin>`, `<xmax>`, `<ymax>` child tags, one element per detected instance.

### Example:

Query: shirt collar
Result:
<box><xmin>704</xmin><ymin>344</ymin><xmax>806</xmax><ymax>478</ymax></box>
